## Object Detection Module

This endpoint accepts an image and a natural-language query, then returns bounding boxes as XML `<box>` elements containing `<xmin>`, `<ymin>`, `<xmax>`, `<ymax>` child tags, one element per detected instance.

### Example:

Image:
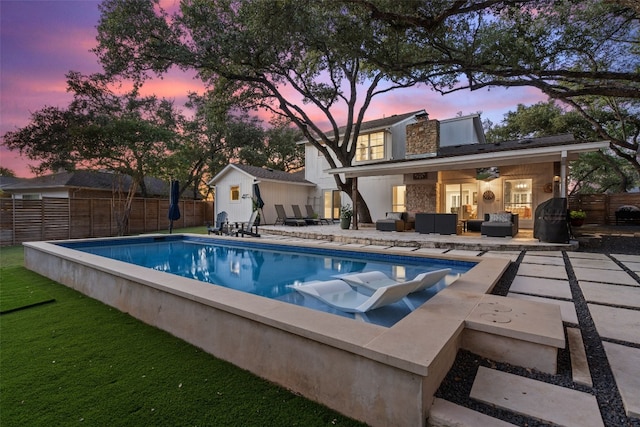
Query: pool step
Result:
<box><xmin>462</xmin><ymin>294</ymin><xmax>565</xmax><ymax>374</ymax></box>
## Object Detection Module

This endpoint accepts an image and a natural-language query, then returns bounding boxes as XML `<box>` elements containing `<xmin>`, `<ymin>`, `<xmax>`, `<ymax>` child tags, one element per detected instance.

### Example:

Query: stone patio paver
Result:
<box><xmin>567</xmin><ymin>252</ymin><xmax>610</xmax><ymax>260</ymax></box>
<box><xmin>619</xmin><ymin>261</ymin><xmax>640</xmax><ymax>273</ymax></box>
<box><xmin>445</xmin><ymin>249</ymin><xmax>482</xmax><ymax>257</ymax></box>
<box><xmin>509</xmin><ymin>276</ymin><xmax>572</xmax><ymax>299</ymax></box>
<box><xmin>470</xmin><ymin>366</ymin><xmax>604</xmax><ymax>427</ymax></box>
<box><xmin>579</xmin><ymin>281</ymin><xmax>640</xmax><ymax>309</ymax></box>
<box><xmin>573</xmin><ymin>267</ymin><xmax>639</xmax><ymax>286</ymax></box>
<box><xmin>507</xmin><ymin>293</ymin><xmax>578</xmax><ymax>324</ymax></box>
<box><xmin>521</xmin><ymin>254</ymin><xmax>565</xmax><ymax>266</ymax></box>
<box><xmin>481</xmin><ymin>251</ymin><xmax>521</xmax><ymax>261</ymax></box>
<box><xmin>569</xmin><ymin>257</ymin><xmax>622</xmax><ymax>271</ymax></box>
<box><xmin>566</xmin><ymin>327</ymin><xmax>592</xmax><ymax>387</ymax></box>
<box><xmin>611</xmin><ymin>254</ymin><xmax>640</xmax><ymax>263</ymax></box>
<box><xmin>516</xmin><ymin>263</ymin><xmax>568</xmax><ymax>280</ymax></box>
<box><xmin>524</xmin><ymin>250</ymin><xmax>564</xmax><ymax>257</ymax></box>
<box><xmin>602</xmin><ymin>342</ymin><xmax>640</xmax><ymax>418</ymax></box>
<box><xmin>429</xmin><ymin>398</ymin><xmax>517</xmax><ymax>427</ymax></box>
<box><xmin>588</xmin><ymin>304</ymin><xmax>640</xmax><ymax>344</ymax></box>
<box><xmin>413</xmin><ymin>247</ymin><xmax>448</xmax><ymax>255</ymax></box>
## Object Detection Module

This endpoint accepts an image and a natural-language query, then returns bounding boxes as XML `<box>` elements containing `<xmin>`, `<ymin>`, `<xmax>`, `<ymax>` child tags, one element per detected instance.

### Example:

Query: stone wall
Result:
<box><xmin>407</xmin><ymin>182</ymin><xmax>437</xmax><ymax>213</ymax></box>
<box><xmin>406</xmin><ymin>119</ymin><xmax>439</xmax><ymax>157</ymax></box>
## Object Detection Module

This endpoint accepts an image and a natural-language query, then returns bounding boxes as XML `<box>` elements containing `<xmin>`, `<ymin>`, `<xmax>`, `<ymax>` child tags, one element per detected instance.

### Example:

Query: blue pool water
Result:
<box><xmin>59</xmin><ymin>235</ymin><xmax>476</xmax><ymax>326</ymax></box>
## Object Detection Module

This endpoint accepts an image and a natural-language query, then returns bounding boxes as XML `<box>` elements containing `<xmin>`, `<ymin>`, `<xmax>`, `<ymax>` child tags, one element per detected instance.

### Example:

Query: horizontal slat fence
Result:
<box><xmin>568</xmin><ymin>193</ymin><xmax>640</xmax><ymax>224</ymax></box>
<box><xmin>0</xmin><ymin>197</ymin><xmax>213</xmax><ymax>246</ymax></box>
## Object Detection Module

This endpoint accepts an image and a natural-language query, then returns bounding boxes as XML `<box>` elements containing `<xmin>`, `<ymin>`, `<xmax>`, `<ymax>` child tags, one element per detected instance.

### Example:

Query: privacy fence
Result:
<box><xmin>0</xmin><ymin>197</ymin><xmax>214</xmax><ymax>246</ymax></box>
<box><xmin>568</xmin><ymin>193</ymin><xmax>640</xmax><ymax>225</ymax></box>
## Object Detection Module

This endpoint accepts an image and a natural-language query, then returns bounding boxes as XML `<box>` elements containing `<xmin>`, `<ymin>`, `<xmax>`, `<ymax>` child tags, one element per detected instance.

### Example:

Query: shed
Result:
<box><xmin>208</xmin><ymin>164</ymin><xmax>316</xmax><ymax>225</ymax></box>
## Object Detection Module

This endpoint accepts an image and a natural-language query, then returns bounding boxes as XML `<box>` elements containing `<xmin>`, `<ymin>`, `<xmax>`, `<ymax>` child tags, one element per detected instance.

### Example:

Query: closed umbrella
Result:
<box><xmin>253</xmin><ymin>182</ymin><xmax>265</xmax><ymax>224</ymax></box>
<box><xmin>253</xmin><ymin>183</ymin><xmax>265</xmax><ymax>209</ymax></box>
<box><xmin>168</xmin><ymin>180</ymin><xmax>181</xmax><ymax>233</ymax></box>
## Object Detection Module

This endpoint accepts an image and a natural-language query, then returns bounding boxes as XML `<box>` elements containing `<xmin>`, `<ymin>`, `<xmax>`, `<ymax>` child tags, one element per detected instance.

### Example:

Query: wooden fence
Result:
<box><xmin>568</xmin><ymin>193</ymin><xmax>640</xmax><ymax>225</ymax></box>
<box><xmin>0</xmin><ymin>197</ymin><xmax>214</xmax><ymax>246</ymax></box>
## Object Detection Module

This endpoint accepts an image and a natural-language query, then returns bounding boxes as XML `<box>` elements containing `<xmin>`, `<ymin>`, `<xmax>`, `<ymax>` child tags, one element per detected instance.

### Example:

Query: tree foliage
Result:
<box><xmin>357</xmin><ymin>0</ymin><xmax>640</xmax><ymax>176</ymax></box>
<box><xmin>94</xmin><ymin>0</ymin><xmax>455</xmax><ymax>222</ymax></box>
<box><xmin>485</xmin><ymin>101</ymin><xmax>639</xmax><ymax>193</ymax></box>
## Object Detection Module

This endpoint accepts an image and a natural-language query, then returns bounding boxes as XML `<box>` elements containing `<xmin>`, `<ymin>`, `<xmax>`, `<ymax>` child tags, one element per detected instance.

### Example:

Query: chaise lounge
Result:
<box><xmin>292</xmin><ymin>279</ymin><xmax>417</xmax><ymax>315</ymax></box>
<box><xmin>481</xmin><ymin>213</ymin><xmax>519</xmax><ymax>237</ymax></box>
<box><xmin>338</xmin><ymin>268</ymin><xmax>452</xmax><ymax>293</ymax></box>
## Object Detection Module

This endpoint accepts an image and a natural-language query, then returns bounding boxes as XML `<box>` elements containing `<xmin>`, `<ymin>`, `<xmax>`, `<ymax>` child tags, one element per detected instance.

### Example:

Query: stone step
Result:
<box><xmin>567</xmin><ymin>327</ymin><xmax>592</xmax><ymax>387</ymax></box>
<box><xmin>603</xmin><ymin>342</ymin><xmax>640</xmax><ymax>418</ymax></box>
<box><xmin>470</xmin><ymin>366</ymin><xmax>604</xmax><ymax>427</ymax></box>
<box><xmin>428</xmin><ymin>398</ymin><xmax>516</xmax><ymax>427</ymax></box>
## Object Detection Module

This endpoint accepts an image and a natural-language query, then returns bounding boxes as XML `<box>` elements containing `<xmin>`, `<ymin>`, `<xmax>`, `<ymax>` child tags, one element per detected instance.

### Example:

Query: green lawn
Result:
<box><xmin>0</xmin><ymin>233</ymin><xmax>365</xmax><ymax>427</ymax></box>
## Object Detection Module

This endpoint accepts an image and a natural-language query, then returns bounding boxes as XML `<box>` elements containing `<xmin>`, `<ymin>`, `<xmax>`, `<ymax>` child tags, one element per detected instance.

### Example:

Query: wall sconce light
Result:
<box><xmin>553</xmin><ymin>175</ymin><xmax>561</xmax><ymax>183</ymax></box>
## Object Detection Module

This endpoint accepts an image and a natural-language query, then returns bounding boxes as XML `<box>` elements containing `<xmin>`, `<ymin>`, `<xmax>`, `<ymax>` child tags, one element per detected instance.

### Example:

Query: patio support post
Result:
<box><xmin>352</xmin><ymin>177</ymin><xmax>358</xmax><ymax>230</ymax></box>
<box><xmin>560</xmin><ymin>151</ymin><xmax>567</xmax><ymax>198</ymax></box>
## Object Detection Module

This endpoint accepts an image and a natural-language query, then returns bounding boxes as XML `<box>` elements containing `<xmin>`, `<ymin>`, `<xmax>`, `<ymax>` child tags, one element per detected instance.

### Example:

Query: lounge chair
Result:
<box><xmin>292</xmin><ymin>204</ymin><xmax>321</xmax><ymax>225</ymax></box>
<box><xmin>293</xmin><ymin>279</ymin><xmax>417</xmax><ymax>314</ymax></box>
<box><xmin>305</xmin><ymin>205</ymin><xmax>332</xmax><ymax>225</ymax></box>
<box><xmin>339</xmin><ymin>268</ymin><xmax>452</xmax><ymax>293</ymax></box>
<box><xmin>207</xmin><ymin>211</ymin><xmax>229</xmax><ymax>235</ymax></box>
<box><xmin>235</xmin><ymin>210</ymin><xmax>261</xmax><ymax>238</ymax></box>
<box><xmin>274</xmin><ymin>204</ymin><xmax>306</xmax><ymax>226</ymax></box>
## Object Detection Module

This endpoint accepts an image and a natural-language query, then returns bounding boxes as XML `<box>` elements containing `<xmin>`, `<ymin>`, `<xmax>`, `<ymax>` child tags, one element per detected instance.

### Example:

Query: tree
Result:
<box><xmin>94</xmin><ymin>0</ymin><xmax>448</xmax><ymax>223</ymax></box>
<box><xmin>355</xmin><ymin>0</ymin><xmax>640</xmax><ymax>176</ymax></box>
<box><xmin>0</xmin><ymin>167</ymin><xmax>15</xmax><ymax>177</ymax></box>
<box><xmin>2</xmin><ymin>71</ymin><xmax>180</xmax><ymax>234</ymax></box>
<box><xmin>485</xmin><ymin>101</ymin><xmax>639</xmax><ymax>193</ymax></box>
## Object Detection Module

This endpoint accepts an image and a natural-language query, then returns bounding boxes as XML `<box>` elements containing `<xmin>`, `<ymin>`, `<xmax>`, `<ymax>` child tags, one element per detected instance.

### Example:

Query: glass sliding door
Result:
<box><xmin>504</xmin><ymin>179</ymin><xmax>532</xmax><ymax>219</ymax></box>
<box><xmin>392</xmin><ymin>185</ymin><xmax>406</xmax><ymax>212</ymax></box>
<box><xmin>445</xmin><ymin>183</ymin><xmax>478</xmax><ymax>219</ymax></box>
<box><xmin>324</xmin><ymin>190</ymin><xmax>342</xmax><ymax>220</ymax></box>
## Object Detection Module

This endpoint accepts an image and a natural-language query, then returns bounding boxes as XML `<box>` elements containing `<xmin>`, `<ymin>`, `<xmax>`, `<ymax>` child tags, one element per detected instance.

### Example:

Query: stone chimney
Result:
<box><xmin>405</xmin><ymin>114</ymin><xmax>439</xmax><ymax>158</ymax></box>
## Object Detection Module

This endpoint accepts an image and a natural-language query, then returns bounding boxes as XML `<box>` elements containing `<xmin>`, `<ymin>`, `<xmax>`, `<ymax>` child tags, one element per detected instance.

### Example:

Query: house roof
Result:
<box><xmin>327</xmin><ymin>135</ymin><xmax>610</xmax><ymax>177</ymax></box>
<box><xmin>208</xmin><ymin>164</ymin><xmax>315</xmax><ymax>186</ymax></box>
<box><xmin>299</xmin><ymin>110</ymin><xmax>425</xmax><ymax>143</ymax></box>
<box><xmin>2</xmin><ymin>170</ymin><xmax>172</xmax><ymax>197</ymax></box>
<box><xmin>0</xmin><ymin>176</ymin><xmax>28</xmax><ymax>188</ymax></box>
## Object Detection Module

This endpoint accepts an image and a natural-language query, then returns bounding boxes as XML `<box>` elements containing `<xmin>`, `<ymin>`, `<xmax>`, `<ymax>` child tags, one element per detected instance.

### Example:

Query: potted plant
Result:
<box><xmin>340</xmin><ymin>204</ymin><xmax>352</xmax><ymax>229</ymax></box>
<box><xmin>570</xmin><ymin>209</ymin><xmax>586</xmax><ymax>227</ymax></box>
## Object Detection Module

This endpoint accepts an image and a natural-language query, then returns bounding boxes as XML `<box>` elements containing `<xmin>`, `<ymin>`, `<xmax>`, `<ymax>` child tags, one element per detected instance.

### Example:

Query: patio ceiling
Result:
<box><xmin>326</xmin><ymin>140</ymin><xmax>610</xmax><ymax>178</ymax></box>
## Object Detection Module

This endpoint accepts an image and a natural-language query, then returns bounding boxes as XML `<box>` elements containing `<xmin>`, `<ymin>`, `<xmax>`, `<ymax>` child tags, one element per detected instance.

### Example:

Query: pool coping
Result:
<box><xmin>23</xmin><ymin>234</ymin><xmax>561</xmax><ymax>426</ymax></box>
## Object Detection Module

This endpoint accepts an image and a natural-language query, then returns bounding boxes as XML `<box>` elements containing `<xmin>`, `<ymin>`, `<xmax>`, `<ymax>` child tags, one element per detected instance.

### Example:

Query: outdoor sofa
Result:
<box><xmin>481</xmin><ymin>213</ymin><xmax>519</xmax><ymax>237</ymax></box>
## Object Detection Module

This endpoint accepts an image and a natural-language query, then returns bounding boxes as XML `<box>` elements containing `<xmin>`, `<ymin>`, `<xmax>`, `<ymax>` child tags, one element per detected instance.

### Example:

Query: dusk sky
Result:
<box><xmin>1</xmin><ymin>0</ymin><xmax>548</xmax><ymax>178</ymax></box>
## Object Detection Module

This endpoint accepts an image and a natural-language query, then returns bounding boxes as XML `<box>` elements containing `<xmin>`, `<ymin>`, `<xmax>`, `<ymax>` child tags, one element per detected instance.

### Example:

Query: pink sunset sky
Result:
<box><xmin>0</xmin><ymin>0</ymin><xmax>548</xmax><ymax>178</ymax></box>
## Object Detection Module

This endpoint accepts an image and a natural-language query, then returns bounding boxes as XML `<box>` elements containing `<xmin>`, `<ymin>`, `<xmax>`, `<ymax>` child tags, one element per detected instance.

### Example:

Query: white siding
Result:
<box><xmin>213</xmin><ymin>172</ymin><xmax>255</xmax><ymax>223</ymax></box>
<box><xmin>357</xmin><ymin>175</ymin><xmax>405</xmax><ymax>221</ymax></box>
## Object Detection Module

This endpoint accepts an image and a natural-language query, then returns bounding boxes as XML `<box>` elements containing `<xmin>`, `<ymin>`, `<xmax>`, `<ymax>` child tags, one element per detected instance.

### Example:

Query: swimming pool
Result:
<box><xmin>58</xmin><ymin>235</ymin><xmax>473</xmax><ymax>326</ymax></box>
<box><xmin>24</xmin><ymin>233</ymin><xmax>516</xmax><ymax>426</ymax></box>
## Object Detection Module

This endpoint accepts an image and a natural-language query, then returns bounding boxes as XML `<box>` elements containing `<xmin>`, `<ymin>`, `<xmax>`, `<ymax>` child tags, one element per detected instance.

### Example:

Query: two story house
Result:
<box><xmin>211</xmin><ymin>109</ymin><xmax>607</xmax><ymax>230</ymax></box>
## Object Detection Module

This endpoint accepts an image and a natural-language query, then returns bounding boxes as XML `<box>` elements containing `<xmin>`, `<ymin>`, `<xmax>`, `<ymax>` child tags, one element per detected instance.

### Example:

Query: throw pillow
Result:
<box><xmin>386</xmin><ymin>212</ymin><xmax>401</xmax><ymax>220</ymax></box>
<box><xmin>489</xmin><ymin>213</ymin><xmax>511</xmax><ymax>223</ymax></box>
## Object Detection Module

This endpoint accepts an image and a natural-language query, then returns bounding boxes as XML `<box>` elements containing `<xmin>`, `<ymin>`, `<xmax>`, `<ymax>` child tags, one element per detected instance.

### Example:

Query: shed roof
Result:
<box><xmin>208</xmin><ymin>164</ymin><xmax>314</xmax><ymax>186</ymax></box>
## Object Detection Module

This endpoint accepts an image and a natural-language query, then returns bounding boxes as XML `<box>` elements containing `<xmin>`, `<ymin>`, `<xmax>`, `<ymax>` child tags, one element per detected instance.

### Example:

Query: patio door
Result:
<box><xmin>324</xmin><ymin>190</ymin><xmax>342</xmax><ymax>220</ymax></box>
<box><xmin>444</xmin><ymin>183</ymin><xmax>478</xmax><ymax>219</ymax></box>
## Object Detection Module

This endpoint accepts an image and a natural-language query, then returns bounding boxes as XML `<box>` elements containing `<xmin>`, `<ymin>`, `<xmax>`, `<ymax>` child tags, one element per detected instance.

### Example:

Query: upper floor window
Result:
<box><xmin>230</xmin><ymin>185</ymin><xmax>240</xmax><ymax>201</ymax></box>
<box><xmin>356</xmin><ymin>132</ymin><xmax>384</xmax><ymax>161</ymax></box>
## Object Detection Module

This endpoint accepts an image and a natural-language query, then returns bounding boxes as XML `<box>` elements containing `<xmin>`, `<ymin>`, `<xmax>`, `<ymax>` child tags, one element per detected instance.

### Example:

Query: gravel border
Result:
<box><xmin>434</xmin><ymin>241</ymin><xmax>640</xmax><ymax>427</ymax></box>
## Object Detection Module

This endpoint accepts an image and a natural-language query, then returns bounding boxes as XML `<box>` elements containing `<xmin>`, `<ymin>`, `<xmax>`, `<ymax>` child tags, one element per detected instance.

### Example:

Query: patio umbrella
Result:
<box><xmin>253</xmin><ymin>182</ymin><xmax>265</xmax><ymax>223</ymax></box>
<box><xmin>253</xmin><ymin>182</ymin><xmax>265</xmax><ymax>209</ymax></box>
<box><xmin>168</xmin><ymin>180</ymin><xmax>181</xmax><ymax>233</ymax></box>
